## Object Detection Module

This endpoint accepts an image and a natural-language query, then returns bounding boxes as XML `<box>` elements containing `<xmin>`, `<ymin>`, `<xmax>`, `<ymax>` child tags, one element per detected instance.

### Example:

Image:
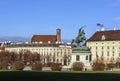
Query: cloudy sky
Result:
<box><xmin>0</xmin><ymin>0</ymin><xmax>120</xmax><ymax>40</ymax></box>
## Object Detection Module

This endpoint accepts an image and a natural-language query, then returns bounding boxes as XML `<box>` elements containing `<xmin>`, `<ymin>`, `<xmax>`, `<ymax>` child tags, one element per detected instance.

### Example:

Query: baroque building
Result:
<box><xmin>5</xmin><ymin>43</ymin><xmax>72</xmax><ymax>65</ymax></box>
<box><xmin>31</xmin><ymin>28</ymin><xmax>61</xmax><ymax>43</ymax></box>
<box><xmin>86</xmin><ymin>30</ymin><xmax>120</xmax><ymax>63</ymax></box>
<box><xmin>5</xmin><ymin>28</ymin><xmax>72</xmax><ymax>65</ymax></box>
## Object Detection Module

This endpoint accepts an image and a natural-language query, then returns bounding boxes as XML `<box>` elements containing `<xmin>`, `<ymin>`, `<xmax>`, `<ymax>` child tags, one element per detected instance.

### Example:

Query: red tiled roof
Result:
<box><xmin>31</xmin><ymin>35</ymin><xmax>57</xmax><ymax>43</ymax></box>
<box><xmin>87</xmin><ymin>30</ymin><xmax>120</xmax><ymax>41</ymax></box>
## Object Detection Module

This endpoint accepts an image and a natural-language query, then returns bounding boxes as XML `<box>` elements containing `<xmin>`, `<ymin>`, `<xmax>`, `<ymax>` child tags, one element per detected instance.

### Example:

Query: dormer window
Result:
<box><xmin>48</xmin><ymin>41</ymin><xmax>51</xmax><ymax>44</ymax></box>
<box><xmin>40</xmin><ymin>41</ymin><xmax>43</xmax><ymax>44</ymax></box>
<box><xmin>101</xmin><ymin>34</ymin><xmax>106</xmax><ymax>40</ymax></box>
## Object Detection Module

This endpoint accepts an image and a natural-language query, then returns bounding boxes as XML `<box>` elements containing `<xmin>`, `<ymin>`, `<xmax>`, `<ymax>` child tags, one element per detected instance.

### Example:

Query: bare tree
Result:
<box><xmin>92</xmin><ymin>59</ymin><xmax>105</xmax><ymax>71</ymax></box>
<box><xmin>115</xmin><ymin>58</ymin><xmax>120</xmax><ymax>68</ymax></box>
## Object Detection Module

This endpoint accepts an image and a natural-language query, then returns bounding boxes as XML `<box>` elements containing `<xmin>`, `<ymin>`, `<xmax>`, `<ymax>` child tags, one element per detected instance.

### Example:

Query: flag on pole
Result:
<box><xmin>97</xmin><ymin>23</ymin><xmax>104</xmax><ymax>27</ymax></box>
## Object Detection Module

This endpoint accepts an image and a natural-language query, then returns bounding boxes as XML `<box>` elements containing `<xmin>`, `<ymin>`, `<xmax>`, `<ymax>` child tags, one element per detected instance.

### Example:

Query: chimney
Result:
<box><xmin>56</xmin><ymin>28</ymin><xmax>61</xmax><ymax>42</ymax></box>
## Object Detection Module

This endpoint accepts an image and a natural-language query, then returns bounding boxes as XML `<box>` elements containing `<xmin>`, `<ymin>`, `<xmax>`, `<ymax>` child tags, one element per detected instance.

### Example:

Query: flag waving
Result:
<box><xmin>97</xmin><ymin>23</ymin><xmax>104</xmax><ymax>27</ymax></box>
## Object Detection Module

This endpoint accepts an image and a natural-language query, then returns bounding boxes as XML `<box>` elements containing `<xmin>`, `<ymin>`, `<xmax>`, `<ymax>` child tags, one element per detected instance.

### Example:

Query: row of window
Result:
<box><xmin>95</xmin><ymin>46</ymin><xmax>120</xmax><ymax>50</ymax></box>
<box><xmin>76</xmin><ymin>55</ymin><xmax>91</xmax><ymax>61</ymax></box>
<box><xmin>95</xmin><ymin>42</ymin><xmax>120</xmax><ymax>44</ymax></box>
<box><xmin>96</xmin><ymin>52</ymin><xmax>120</xmax><ymax>56</ymax></box>
<box><xmin>10</xmin><ymin>48</ymin><xmax>71</xmax><ymax>57</ymax></box>
<box><xmin>96</xmin><ymin>57</ymin><xmax>119</xmax><ymax>61</ymax></box>
<box><xmin>41</xmin><ymin>58</ymin><xmax>71</xmax><ymax>65</ymax></box>
<box><xmin>106</xmin><ymin>57</ymin><xmax>120</xmax><ymax>61</ymax></box>
<box><xmin>40</xmin><ymin>53</ymin><xmax>69</xmax><ymax>57</ymax></box>
<box><xmin>19</xmin><ymin>48</ymin><xmax>71</xmax><ymax>53</ymax></box>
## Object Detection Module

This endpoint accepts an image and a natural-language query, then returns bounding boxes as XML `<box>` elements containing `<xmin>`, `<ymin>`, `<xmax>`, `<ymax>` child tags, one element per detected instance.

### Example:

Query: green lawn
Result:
<box><xmin>0</xmin><ymin>71</ymin><xmax>120</xmax><ymax>81</ymax></box>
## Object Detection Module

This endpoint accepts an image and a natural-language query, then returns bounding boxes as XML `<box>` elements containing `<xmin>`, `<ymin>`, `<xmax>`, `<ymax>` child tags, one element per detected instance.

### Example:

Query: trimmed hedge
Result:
<box><xmin>72</xmin><ymin>62</ymin><xmax>84</xmax><ymax>71</ymax></box>
<box><xmin>12</xmin><ymin>61</ymin><xmax>24</xmax><ymax>70</ymax></box>
<box><xmin>31</xmin><ymin>62</ymin><xmax>42</xmax><ymax>70</ymax></box>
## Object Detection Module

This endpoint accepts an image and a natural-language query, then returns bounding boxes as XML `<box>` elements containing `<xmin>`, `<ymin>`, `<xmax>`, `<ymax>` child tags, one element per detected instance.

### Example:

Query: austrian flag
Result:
<box><xmin>97</xmin><ymin>23</ymin><xmax>104</xmax><ymax>27</ymax></box>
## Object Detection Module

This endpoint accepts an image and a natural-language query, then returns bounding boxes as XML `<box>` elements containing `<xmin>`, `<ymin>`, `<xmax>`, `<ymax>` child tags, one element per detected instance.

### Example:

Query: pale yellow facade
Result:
<box><xmin>5</xmin><ymin>44</ymin><xmax>72</xmax><ymax>65</ymax></box>
<box><xmin>86</xmin><ymin>41</ymin><xmax>120</xmax><ymax>63</ymax></box>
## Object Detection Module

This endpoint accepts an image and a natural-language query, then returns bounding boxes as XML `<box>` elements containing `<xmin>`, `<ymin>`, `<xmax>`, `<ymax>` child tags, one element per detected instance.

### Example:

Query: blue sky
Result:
<box><xmin>0</xmin><ymin>0</ymin><xmax>120</xmax><ymax>40</ymax></box>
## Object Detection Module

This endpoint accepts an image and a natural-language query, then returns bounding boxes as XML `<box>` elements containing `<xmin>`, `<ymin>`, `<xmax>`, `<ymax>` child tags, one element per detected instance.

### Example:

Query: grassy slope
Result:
<box><xmin>0</xmin><ymin>71</ymin><xmax>120</xmax><ymax>81</ymax></box>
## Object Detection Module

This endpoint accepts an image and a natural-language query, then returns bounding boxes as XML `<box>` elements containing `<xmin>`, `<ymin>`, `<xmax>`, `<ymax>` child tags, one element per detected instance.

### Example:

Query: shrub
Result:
<box><xmin>50</xmin><ymin>63</ymin><xmax>62</xmax><ymax>71</ymax></box>
<box><xmin>115</xmin><ymin>61</ymin><xmax>120</xmax><ymax>68</ymax></box>
<box><xmin>31</xmin><ymin>62</ymin><xmax>42</xmax><ymax>70</ymax></box>
<box><xmin>72</xmin><ymin>62</ymin><xmax>84</xmax><ymax>71</ymax></box>
<box><xmin>12</xmin><ymin>61</ymin><xmax>24</xmax><ymax>70</ymax></box>
<box><xmin>47</xmin><ymin>62</ymin><xmax>53</xmax><ymax>67</ymax></box>
<box><xmin>0</xmin><ymin>60</ymin><xmax>8</xmax><ymax>70</ymax></box>
<box><xmin>1</xmin><ymin>61</ymin><xmax>8</xmax><ymax>70</ymax></box>
<box><xmin>92</xmin><ymin>61</ymin><xmax>105</xmax><ymax>71</ymax></box>
<box><xmin>106</xmin><ymin>63</ymin><xmax>115</xmax><ymax>70</ymax></box>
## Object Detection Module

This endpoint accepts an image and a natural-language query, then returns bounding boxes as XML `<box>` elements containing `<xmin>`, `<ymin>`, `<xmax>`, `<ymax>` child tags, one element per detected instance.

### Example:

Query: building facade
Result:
<box><xmin>5</xmin><ymin>44</ymin><xmax>72</xmax><ymax>65</ymax></box>
<box><xmin>86</xmin><ymin>30</ymin><xmax>120</xmax><ymax>63</ymax></box>
<box><xmin>70</xmin><ymin>46</ymin><xmax>92</xmax><ymax>70</ymax></box>
<box><xmin>31</xmin><ymin>28</ymin><xmax>61</xmax><ymax>44</ymax></box>
<box><xmin>4</xmin><ymin>28</ymin><xmax>73</xmax><ymax>65</ymax></box>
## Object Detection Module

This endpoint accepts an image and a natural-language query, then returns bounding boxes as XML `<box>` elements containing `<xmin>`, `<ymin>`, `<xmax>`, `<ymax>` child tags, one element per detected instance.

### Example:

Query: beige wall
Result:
<box><xmin>5</xmin><ymin>45</ymin><xmax>72</xmax><ymax>65</ymax></box>
<box><xmin>86</xmin><ymin>41</ymin><xmax>120</xmax><ymax>63</ymax></box>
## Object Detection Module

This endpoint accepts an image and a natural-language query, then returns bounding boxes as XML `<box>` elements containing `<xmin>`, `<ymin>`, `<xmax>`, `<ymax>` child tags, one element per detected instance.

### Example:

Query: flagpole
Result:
<box><xmin>97</xmin><ymin>23</ymin><xmax>104</xmax><ymax>31</ymax></box>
